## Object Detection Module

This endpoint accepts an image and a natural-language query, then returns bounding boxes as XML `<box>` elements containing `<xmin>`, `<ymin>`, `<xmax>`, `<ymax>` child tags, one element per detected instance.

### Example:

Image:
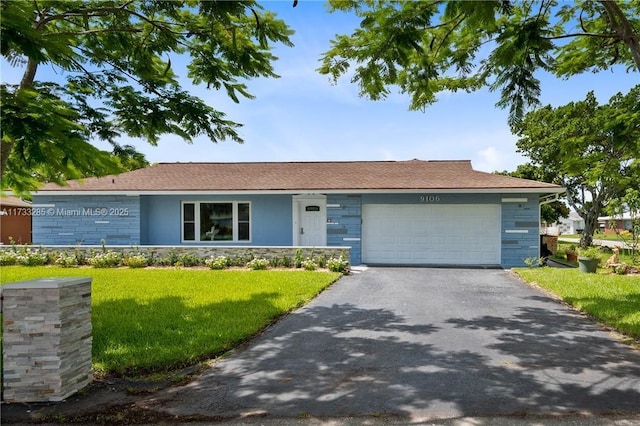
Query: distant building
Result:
<box><xmin>0</xmin><ymin>196</ymin><xmax>32</xmax><ymax>244</ymax></box>
<box><xmin>557</xmin><ymin>211</ymin><xmax>584</xmax><ymax>235</ymax></box>
<box><xmin>598</xmin><ymin>212</ymin><xmax>638</xmax><ymax>234</ymax></box>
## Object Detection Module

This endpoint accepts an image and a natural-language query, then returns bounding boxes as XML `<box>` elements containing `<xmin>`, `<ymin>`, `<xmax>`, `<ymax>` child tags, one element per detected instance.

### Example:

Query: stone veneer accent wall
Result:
<box><xmin>11</xmin><ymin>245</ymin><xmax>351</xmax><ymax>264</ymax></box>
<box><xmin>32</xmin><ymin>194</ymin><xmax>140</xmax><ymax>245</ymax></box>
<box><xmin>2</xmin><ymin>278</ymin><xmax>93</xmax><ymax>403</ymax></box>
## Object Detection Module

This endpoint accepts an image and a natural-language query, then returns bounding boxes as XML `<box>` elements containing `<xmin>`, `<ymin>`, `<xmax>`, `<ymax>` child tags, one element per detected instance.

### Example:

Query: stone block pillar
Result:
<box><xmin>2</xmin><ymin>277</ymin><xmax>92</xmax><ymax>402</ymax></box>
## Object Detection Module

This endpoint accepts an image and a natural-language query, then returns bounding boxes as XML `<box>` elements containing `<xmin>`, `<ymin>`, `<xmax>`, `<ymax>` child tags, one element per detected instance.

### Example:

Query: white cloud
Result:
<box><xmin>474</xmin><ymin>146</ymin><xmax>527</xmax><ymax>173</ymax></box>
<box><xmin>475</xmin><ymin>147</ymin><xmax>503</xmax><ymax>172</ymax></box>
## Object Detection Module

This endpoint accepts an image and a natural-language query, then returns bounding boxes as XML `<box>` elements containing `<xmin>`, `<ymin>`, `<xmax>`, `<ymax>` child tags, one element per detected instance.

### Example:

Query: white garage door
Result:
<box><xmin>362</xmin><ymin>204</ymin><xmax>501</xmax><ymax>265</ymax></box>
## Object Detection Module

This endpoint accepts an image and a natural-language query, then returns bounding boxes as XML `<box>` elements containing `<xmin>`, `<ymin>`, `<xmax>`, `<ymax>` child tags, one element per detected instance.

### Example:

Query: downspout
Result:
<box><xmin>540</xmin><ymin>192</ymin><xmax>561</xmax><ymax>206</ymax></box>
<box><xmin>540</xmin><ymin>192</ymin><xmax>563</xmax><ymax>231</ymax></box>
<box><xmin>539</xmin><ymin>192</ymin><xmax>565</xmax><ymax>258</ymax></box>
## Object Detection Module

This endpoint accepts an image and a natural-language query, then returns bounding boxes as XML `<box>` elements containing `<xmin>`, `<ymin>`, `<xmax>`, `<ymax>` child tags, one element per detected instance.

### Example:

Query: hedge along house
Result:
<box><xmin>32</xmin><ymin>160</ymin><xmax>564</xmax><ymax>268</ymax></box>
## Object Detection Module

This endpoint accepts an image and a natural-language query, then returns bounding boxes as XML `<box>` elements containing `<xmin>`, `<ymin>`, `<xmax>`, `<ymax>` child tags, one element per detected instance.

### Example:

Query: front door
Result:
<box><xmin>293</xmin><ymin>196</ymin><xmax>327</xmax><ymax>246</ymax></box>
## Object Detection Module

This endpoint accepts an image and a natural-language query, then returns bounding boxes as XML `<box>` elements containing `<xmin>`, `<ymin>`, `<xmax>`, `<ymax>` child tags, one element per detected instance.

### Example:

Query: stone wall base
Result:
<box><xmin>2</xmin><ymin>278</ymin><xmax>92</xmax><ymax>403</ymax></box>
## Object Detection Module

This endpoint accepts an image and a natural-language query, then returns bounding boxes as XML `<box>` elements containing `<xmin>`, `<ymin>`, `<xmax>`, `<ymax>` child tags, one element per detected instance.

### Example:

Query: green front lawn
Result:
<box><xmin>1</xmin><ymin>267</ymin><xmax>341</xmax><ymax>376</ymax></box>
<box><xmin>514</xmin><ymin>268</ymin><xmax>640</xmax><ymax>342</ymax></box>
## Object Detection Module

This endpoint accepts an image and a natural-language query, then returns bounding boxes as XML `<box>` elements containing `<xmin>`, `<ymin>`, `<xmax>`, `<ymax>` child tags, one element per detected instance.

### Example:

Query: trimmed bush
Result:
<box><xmin>55</xmin><ymin>251</ymin><xmax>80</xmax><ymax>268</ymax></box>
<box><xmin>88</xmin><ymin>251</ymin><xmax>122</xmax><ymax>268</ymax></box>
<box><xmin>205</xmin><ymin>255</ymin><xmax>229</xmax><ymax>270</ymax></box>
<box><xmin>316</xmin><ymin>253</ymin><xmax>328</xmax><ymax>268</ymax></box>
<box><xmin>0</xmin><ymin>246</ymin><xmax>350</xmax><ymax>273</ymax></box>
<box><xmin>294</xmin><ymin>249</ymin><xmax>304</xmax><ymax>268</ymax></box>
<box><xmin>280</xmin><ymin>254</ymin><xmax>293</xmax><ymax>268</ymax></box>
<box><xmin>247</xmin><ymin>258</ymin><xmax>269</xmax><ymax>270</ymax></box>
<box><xmin>327</xmin><ymin>255</ymin><xmax>350</xmax><ymax>274</ymax></box>
<box><xmin>301</xmin><ymin>258</ymin><xmax>317</xmax><ymax>271</ymax></box>
<box><xmin>174</xmin><ymin>253</ymin><xmax>202</xmax><ymax>267</ymax></box>
<box><xmin>16</xmin><ymin>249</ymin><xmax>49</xmax><ymax>266</ymax></box>
<box><xmin>0</xmin><ymin>250</ymin><xmax>18</xmax><ymax>266</ymax></box>
<box><xmin>123</xmin><ymin>253</ymin><xmax>149</xmax><ymax>268</ymax></box>
<box><xmin>0</xmin><ymin>247</ymin><xmax>49</xmax><ymax>266</ymax></box>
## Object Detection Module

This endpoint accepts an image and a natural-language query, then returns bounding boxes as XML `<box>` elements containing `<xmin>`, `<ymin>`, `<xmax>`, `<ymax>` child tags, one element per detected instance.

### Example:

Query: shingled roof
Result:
<box><xmin>37</xmin><ymin>160</ymin><xmax>563</xmax><ymax>193</ymax></box>
<box><xmin>0</xmin><ymin>195</ymin><xmax>33</xmax><ymax>207</ymax></box>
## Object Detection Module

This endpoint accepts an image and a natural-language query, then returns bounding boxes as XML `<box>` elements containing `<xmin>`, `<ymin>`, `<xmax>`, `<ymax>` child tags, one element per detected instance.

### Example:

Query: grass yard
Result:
<box><xmin>1</xmin><ymin>267</ymin><xmax>341</xmax><ymax>376</ymax></box>
<box><xmin>514</xmin><ymin>267</ymin><xmax>640</xmax><ymax>342</ymax></box>
<box><xmin>553</xmin><ymin>241</ymin><xmax>638</xmax><ymax>267</ymax></box>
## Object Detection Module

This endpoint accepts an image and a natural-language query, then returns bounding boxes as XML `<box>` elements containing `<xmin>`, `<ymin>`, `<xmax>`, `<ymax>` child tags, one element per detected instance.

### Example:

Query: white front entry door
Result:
<box><xmin>293</xmin><ymin>196</ymin><xmax>327</xmax><ymax>246</ymax></box>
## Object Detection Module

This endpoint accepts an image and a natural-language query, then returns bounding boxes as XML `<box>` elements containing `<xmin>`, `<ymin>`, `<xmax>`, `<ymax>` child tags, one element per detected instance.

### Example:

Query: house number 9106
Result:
<box><xmin>420</xmin><ymin>195</ymin><xmax>440</xmax><ymax>202</ymax></box>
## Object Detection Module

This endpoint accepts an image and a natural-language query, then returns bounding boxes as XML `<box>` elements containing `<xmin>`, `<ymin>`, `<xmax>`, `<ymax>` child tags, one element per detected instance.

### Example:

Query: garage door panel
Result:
<box><xmin>362</xmin><ymin>204</ymin><xmax>500</xmax><ymax>265</ymax></box>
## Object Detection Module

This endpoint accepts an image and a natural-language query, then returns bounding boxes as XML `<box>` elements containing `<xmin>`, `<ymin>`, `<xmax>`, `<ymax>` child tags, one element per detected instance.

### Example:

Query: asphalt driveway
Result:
<box><xmin>143</xmin><ymin>267</ymin><xmax>640</xmax><ymax>422</ymax></box>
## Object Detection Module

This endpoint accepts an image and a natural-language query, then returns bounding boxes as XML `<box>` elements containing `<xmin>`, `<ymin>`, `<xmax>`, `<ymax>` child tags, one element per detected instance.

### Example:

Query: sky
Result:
<box><xmin>2</xmin><ymin>1</ymin><xmax>638</xmax><ymax>173</ymax></box>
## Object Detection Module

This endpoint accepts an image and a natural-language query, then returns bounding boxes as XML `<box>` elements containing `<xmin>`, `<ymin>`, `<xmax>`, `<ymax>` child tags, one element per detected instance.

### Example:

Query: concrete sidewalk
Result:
<box><xmin>558</xmin><ymin>237</ymin><xmax>631</xmax><ymax>249</ymax></box>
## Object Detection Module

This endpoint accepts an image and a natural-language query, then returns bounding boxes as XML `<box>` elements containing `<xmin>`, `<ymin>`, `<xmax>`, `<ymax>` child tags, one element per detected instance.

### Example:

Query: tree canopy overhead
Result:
<box><xmin>319</xmin><ymin>0</ymin><xmax>639</xmax><ymax>126</ymax></box>
<box><xmin>1</xmin><ymin>0</ymin><xmax>293</xmax><ymax>193</ymax></box>
<box><xmin>514</xmin><ymin>85</ymin><xmax>640</xmax><ymax>247</ymax></box>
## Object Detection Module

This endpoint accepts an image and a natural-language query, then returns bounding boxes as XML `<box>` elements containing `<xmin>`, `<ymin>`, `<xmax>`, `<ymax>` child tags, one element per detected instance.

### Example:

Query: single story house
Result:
<box><xmin>32</xmin><ymin>160</ymin><xmax>564</xmax><ymax>268</ymax></box>
<box><xmin>598</xmin><ymin>212</ymin><xmax>638</xmax><ymax>234</ymax></box>
<box><xmin>0</xmin><ymin>195</ymin><xmax>32</xmax><ymax>245</ymax></box>
<box><xmin>557</xmin><ymin>211</ymin><xmax>585</xmax><ymax>235</ymax></box>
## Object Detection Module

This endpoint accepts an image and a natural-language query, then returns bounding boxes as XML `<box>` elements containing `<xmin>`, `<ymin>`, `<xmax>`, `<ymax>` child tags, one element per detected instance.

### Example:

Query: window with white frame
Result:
<box><xmin>182</xmin><ymin>202</ymin><xmax>251</xmax><ymax>242</ymax></box>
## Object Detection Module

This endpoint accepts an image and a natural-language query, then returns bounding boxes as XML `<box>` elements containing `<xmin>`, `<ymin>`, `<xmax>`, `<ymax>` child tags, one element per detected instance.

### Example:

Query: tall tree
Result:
<box><xmin>319</xmin><ymin>0</ymin><xmax>639</xmax><ymax>126</ymax></box>
<box><xmin>1</xmin><ymin>0</ymin><xmax>293</xmax><ymax>193</ymax></box>
<box><xmin>608</xmin><ymin>188</ymin><xmax>640</xmax><ymax>262</ymax></box>
<box><xmin>514</xmin><ymin>85</ymin><xmax>640</xmax><ymax>248</ymax></box>
<box><xmin>111</xmin><ymin>144</ymin><xmax>150</xmax><ymax>172</ymax></box>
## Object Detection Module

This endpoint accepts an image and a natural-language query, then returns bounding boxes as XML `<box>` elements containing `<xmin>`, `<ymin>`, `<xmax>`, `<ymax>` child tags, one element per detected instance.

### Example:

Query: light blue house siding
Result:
<box><xmin>32</xmin><ymin>195</ymin><xmax>140</xmax><ymax>245</ymax></box>
<box><xmin>500</xmin><ymin>196</ymin><xmax>541</xmax><ymax>267</ymax></box>
<box><xmin>32</xmin><ymin>192</ymin><xmax>542</xmax><ymax>268</ymax></box>
<box><xmin>327</xmin><ymin>194</ymin><xmax>362</xmax><ymax>265</ymax></box>
<box><xmin>33</xmin><ymin>194</ymin><xmax>292</xmax><ymax>246</ymax></box>
<box><xmin>140</xmin><ymin>194</ymin><xmax>292</xmax><ymax>246</ymax></box>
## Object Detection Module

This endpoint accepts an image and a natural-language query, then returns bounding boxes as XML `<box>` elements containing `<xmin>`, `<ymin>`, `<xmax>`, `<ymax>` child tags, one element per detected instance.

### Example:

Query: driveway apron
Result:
<box><xmin>143</xmin><ymin>268</ymin><xmax>640</xmax><ymax>421</ymax></box>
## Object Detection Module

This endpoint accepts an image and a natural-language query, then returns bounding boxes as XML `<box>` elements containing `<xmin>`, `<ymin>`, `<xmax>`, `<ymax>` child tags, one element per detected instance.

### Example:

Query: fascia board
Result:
<box><xmin>34</xmin><ymin>187</ymin><xmax>565</xmax><ymax>196</ymax></box>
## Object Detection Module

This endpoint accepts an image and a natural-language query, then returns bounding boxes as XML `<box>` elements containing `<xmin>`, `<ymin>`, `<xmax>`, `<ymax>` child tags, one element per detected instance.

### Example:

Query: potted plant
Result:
<box><xmin>577</xmin><ymin>246</ymin><xmax>602</xmax><ymax>273</ymax></box>
<box><xmin>566</xmin><ymin>245</ymin><xmax>578</xmax><ymax>262</ymax></box>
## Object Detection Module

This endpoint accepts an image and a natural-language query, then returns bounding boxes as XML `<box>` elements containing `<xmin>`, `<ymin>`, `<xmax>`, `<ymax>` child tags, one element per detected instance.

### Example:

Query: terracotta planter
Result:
<box><xmin>566</xmin><ymin>252</ymin><xmax>578</xmax><ymax>262</ymax></box>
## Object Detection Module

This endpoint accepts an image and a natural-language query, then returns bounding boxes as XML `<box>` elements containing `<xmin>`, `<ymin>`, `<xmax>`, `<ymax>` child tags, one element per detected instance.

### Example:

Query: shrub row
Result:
<box><xmin>0</xmin><ymin>246</ymin><xmax>350</xmax><ymax>274</ymax></box>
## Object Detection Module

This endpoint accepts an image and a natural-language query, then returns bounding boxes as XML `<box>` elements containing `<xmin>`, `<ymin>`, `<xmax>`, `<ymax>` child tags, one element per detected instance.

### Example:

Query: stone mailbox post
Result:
<box><xmin>2</xmin><ymin>277</ymin><xmax>92</xmax><ymax>402</ymax></box>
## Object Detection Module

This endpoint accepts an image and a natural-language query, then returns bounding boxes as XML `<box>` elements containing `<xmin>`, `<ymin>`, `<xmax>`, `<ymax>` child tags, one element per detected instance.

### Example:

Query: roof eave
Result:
<box><xmin>33</xmin><ymin>187</ymin><xmax>565</xmax><ymax>196</ymax></box>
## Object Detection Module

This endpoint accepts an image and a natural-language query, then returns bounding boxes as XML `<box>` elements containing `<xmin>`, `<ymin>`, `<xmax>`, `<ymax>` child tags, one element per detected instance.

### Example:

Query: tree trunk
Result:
<box><xmin>20</xmin><ymin>58</ymin><xmax>38</xmax><ymax>90</ymax></box>
<box><xmin>599</xmin><ymin>0</ymin><xmax>640</xmax><ymax>71</ymax></box>
<box><xmin>579</xmin><ymin>199</ymin><xmax>605</xmax><ymax>248</ymax></box>
<box><xmin>581</xmin><ymin>213</ymin><xmax>598</xmax><ymax>248</ymax></box>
